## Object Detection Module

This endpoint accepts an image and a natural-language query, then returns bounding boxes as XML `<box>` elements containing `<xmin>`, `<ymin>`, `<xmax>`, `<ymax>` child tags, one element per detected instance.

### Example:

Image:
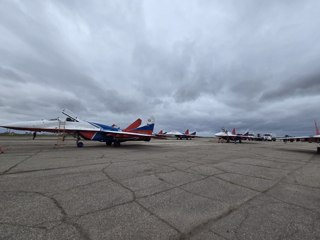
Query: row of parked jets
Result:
<box><xmin>155</xmin><ymin>129</ymin><xmax>197</xmax><ymax>140</ymax></box>
<box><xmin>1</xmin><ymin>109</ymin><xmax>319</xmax><ymax>151</ymax></box>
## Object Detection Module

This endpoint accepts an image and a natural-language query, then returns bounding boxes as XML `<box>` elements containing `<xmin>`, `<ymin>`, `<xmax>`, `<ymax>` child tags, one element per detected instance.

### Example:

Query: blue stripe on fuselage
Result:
<box><xmin>89</xmin><ymin>122</ymin><xmax>119</xmax><ymax>131</ymax></box>
<box><xmin>135</xmin><ymin>124</ymin><xmax>154</xmax><ymax>131</ymax></box>
<box><xmin>91</xmin><ymin>132</ymin><xmax>114</xmax><ymax>142</ymax></box>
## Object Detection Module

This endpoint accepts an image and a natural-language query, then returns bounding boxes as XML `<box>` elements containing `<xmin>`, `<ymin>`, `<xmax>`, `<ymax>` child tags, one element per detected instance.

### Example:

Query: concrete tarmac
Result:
<box><xmin>0</xmin><ymin>136</ymin><xmax>319</xmax><ymax>240</ymax></box>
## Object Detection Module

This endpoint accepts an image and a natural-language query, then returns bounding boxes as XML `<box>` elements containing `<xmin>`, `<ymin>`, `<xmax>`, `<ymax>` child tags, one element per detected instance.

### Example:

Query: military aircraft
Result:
<box><xmin>278</xmin><ymin>120</ymin><xmax>320</xmax><ymax>152</ymax></box>
<box><xmin>154</xmin><ymin>130</ymin><xmax>167</xmax><ymax>139</ymax></box>
<box><xmin>183</xmin><ymin>129</ymin><xmax>197</xmax><ymax>139</ymax></box>
<box><xmin>214</xmin><ymin>128</ymin><xmax>253</xmax><ymax>143</ymax></box>
<box><xmin>155</xmin><ymin>129</ymin><xmax>197</xmax><ymax>140</ymax></box>
<box><xmin>0</xmin><ymin>109</ymin><xmax>155</xmax><ymax>148</ymax></box>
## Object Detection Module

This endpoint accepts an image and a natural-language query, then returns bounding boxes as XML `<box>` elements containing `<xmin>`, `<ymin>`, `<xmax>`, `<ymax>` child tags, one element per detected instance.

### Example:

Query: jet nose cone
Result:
<box><xmin>1</xmin><ymin>123</ymin><xmax>14</xmax><ymax>128</ymax></box>
<box><xmin>0</xmin><ymin>122</ymin><xmax>21</xmax><ymax>129</ymax></box>
<box><xmin>0</xmin><ymin>121</ymin><xmax>37</xmax><ymax>130</ymax></box>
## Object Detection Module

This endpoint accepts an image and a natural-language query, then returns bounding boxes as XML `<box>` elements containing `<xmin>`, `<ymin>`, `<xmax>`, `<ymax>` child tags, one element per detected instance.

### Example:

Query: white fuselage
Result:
<box><xmin>1</xmin><ymin>119</ymin><xmax>99</xmax><ymax>132</ymax></box>
<box><xmin>214</xmin><ymin>131</ymin><xmax>235</xmax><ymax>137</ymax></box>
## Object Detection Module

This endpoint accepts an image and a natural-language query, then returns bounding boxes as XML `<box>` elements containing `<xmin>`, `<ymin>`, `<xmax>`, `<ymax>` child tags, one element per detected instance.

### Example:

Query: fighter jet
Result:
<box><xmin>278</xmin><ymin>120</ymin><xmax>320</xmax><ymax>152</ymax></box>
<box><xmin>155</xmin><ymin>129</ymin><xmax>197</xmax><ymax>140</ymax></box>
<box><xmin>154</xmin><ymin>130</ymin><xmax>167</xmax><ymax>139</ymax></box>
<box><xmin>214</xmin><ymin>128</ymin><xmax>253</xmax><ymax>143</ymax></box>
<box><xmin>184</xmin><ymin>129</ymin><xmax>197</xmax><ymax>139</ymax></box>
<box><xmin>0</xmin><ymin>109</ymin><xmax>155</xmax><ymax>148</ymax></box>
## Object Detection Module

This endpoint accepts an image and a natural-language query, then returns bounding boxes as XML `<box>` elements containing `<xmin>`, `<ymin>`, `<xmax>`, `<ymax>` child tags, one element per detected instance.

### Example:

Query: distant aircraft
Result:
<box><xmin>214</xmin><ymin>128</ymin><xmax>253</xmax><ymax>143</ymax></box>
<box><xmin>155</xmin><ymin>129</ymin><xmax>197</xmax><ymax>140</ymax></box>
<box><xmin>279</xmin><ymin>120</ymin><xmax>320</xmax><ymax>151</ymax></box>
<box><xmin>0</xmin><ymin>109</ymin><xmax>155</xmax><ymax>148</ymax></box>
<box><xmin>184</xmin><ymin>129</ymin><xmax>197</xmax><ymax>140</ymax></box>
<box><xmin>155</xmin><ymin>130</ymin><xmax>167</xmax><ymax>139</ymax></box>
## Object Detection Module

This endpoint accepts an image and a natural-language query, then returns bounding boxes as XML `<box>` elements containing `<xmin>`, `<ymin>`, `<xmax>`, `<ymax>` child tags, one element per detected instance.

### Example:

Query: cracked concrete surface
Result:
<box><xmin>0</xmin><ymin>136</ymin><xmax>319</xmax><ymax>239</ymax></box>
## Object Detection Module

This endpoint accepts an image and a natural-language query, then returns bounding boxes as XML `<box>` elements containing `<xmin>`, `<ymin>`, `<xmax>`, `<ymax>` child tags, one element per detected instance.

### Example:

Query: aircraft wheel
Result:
<box><xmin>77</xmin><ymin>142</ymin><xmax>84</xmax><ymax>148</ymax></box>
<box><xmin>106</xmin><ymin>141</ymin><xmax>112</xmax><ymax>146</ymax></box>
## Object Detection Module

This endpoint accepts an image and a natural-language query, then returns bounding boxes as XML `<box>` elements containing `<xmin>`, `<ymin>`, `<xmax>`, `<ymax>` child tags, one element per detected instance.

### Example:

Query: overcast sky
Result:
<box><xmin>1</xmin><ymin>0</ymin><xmax>320</xmax><ymax>136</ymax></box>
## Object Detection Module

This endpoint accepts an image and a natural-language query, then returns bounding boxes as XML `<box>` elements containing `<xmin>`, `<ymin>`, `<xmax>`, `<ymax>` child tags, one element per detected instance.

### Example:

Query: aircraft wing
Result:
<box><xmin>277</xmin><ymin>135</ymin><xmax>320</xmax><ymax>142</ymax></box>
<box><xmin>101</xmin><ymin>129</ymin><xmax>154</xmax><ymax>137</ymax></box>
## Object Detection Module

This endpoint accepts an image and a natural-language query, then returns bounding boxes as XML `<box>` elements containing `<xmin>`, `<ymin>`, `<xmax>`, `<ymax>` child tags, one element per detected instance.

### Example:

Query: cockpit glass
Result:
<box><xmin>66</xmin><ymin>117</ymin><xmax>75</xmax><ymax>122</ymax></box>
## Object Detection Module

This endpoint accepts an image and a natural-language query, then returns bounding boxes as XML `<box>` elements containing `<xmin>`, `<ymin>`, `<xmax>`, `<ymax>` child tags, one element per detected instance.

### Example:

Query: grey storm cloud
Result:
<box><xmin>1</xmin><ymin>0</ymin><xmax>320</xmax><ymax>135</ymax></box>
<box><xmin>260</xmin><ymin>72</ymin><xmax>320</xmax><ymax>101</ymax></box>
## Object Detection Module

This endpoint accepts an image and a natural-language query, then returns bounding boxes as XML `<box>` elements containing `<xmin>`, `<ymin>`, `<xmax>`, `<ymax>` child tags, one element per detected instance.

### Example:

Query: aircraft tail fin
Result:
<box><xmin>232</xmin><ymin>128</ymin><xmax>236</xmax><ymax>135</ymax></box>
<box><xmin>191</xmin><ymin>131</ymin><xmax>196</xmax><ymax>136</ymax></box>
<box><xmin>123</xmin><ymin>118</ymin><xmax>142</xmax><ymax>131</ymax></box>
<box><xmin>125</xmin><ymin>117</ymin><xmax>155</xmax><ymax>135</ymax></box>
<box><xmin>315</xmin><ymin>120</ymin><xmax>320</xmax><ymax>135</ymax></box>
<box><xmin>158</xmin><ymin>130</ymin><xmax>163</xmax><ymax>135</ymax></box>
<box><xmin>185</xmin><ymin>129</ymin><xmax>189</xmax><ymax>135</ymax></box>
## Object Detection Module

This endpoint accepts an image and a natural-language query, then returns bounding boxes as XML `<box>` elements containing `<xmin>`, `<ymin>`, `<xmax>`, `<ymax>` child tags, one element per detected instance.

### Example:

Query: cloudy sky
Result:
<box><xmin>1</xmin><ymin>0</ymin><xmax>320</xmax><ymax>136</ymax></box>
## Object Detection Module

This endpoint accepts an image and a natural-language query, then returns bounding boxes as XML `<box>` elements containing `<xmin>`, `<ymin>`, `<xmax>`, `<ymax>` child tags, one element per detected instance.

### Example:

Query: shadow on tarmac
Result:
<box><xmin>275</xmin><ymin>147</ymin><xmax>319</xmax><ymax>155</ymax></box>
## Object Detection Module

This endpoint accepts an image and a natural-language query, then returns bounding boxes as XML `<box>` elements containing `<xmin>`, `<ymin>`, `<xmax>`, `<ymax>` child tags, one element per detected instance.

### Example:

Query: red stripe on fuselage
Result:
<box><xmin>79</xmin><ymin>131</ymin><xmax>96</xmax><ymax>140</ymax></box>
<box><xmin>125</xmin><ymin>130</ymin><xmax>153</xmax><ymax>135</ymax></box>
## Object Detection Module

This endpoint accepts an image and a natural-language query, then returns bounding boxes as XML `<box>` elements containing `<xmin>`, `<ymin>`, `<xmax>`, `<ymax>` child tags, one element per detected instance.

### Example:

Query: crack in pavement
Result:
<box><xmin>1</xmin><ymin>150</ymin><xmax>42</xmax><ymax>175</ymax></box>
<box><xmin>0</xmin><ymin>190</ymin><xmax>91</xmax><ymax>240</ymax></box>
<box><xmin>101</xmin><ymin>163</ymin><xmax>183</xmax><ymax>237</ymax></box>
<box><xmin>213</xmin><ymin>166</ymin><xmax>273</xmax><ymax>180</ymax></box>
<box><xmin>179</xmin><ymin>152</ymin><xmax>317</xmax><ymax>240</ymax></box>
<box><xmin>1</xmin><ymin>161</ymin><xmax>111</xmax><ymax>176</ymax></box>
<box><xmin>213</xmin><ymin>174</ymin><xmax>263</xmax><ymax>193</ymax></box>
<box><xmin>0</xmin><ymin>222</ymin><xmax>47</xmax><ymax>230</ymax></box>
<box><xmin>228</xmin><ymin>160</ymin><xmax>301</xmax><ymax>171</ymax></box>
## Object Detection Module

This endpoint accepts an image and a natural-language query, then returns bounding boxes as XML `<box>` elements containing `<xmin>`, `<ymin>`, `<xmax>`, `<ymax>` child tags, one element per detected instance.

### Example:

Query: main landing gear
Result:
<box><xmin>105</xmin><ymin>141</ymin><xmax>121</xmax><ymax>147</ymax></box>
<box><xmin>76</xmin><ymin>133</ymin><xmax>84</xmax><ymax>148</ymax></box>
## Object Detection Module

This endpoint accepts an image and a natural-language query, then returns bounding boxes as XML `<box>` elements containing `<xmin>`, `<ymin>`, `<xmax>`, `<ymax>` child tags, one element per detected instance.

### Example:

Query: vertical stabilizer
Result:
<box><xmin>123</xmin><ymin>119</ymin><xmax>142</xmax><ymax>131</ymax></box>
<box><xmin>232</xmin><ymin>128</ymin><xmax>236</xmax><ymax>135</ymax></box>
<box><xmin>185</xmin><ymin>129</ymin><xmax>189</xmax><ymax>135</ymax></box>
<box><xmin>126</xmin><ymin>117</ymin><xmax>155</xmax><ymax>135</ymax></box>
<box><xmin>315</xmin><ymin>120</ymin><xmax>320</xmax><ymax>135</ymax></box>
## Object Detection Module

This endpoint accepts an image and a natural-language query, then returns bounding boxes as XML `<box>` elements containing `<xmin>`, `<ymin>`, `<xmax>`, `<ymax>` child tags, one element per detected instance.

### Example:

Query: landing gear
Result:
<box><xmin>317</xmin><ymin>147</ymin><xmax>320</xmax><ymax>154</ymax></box>
<box><xmin>113</xmin><ymin>141</ymin><xmax>121</xmax><ymax>147</ymax></box>
<box><xmin>76</xmin><ymin>133</ymin><xmax>83</xmax><ymax>148</ymax></box>
<box><xmin>106</xmin><ymin>141</ymin><xmax>112</xmax><ymax>146</ymax></box>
